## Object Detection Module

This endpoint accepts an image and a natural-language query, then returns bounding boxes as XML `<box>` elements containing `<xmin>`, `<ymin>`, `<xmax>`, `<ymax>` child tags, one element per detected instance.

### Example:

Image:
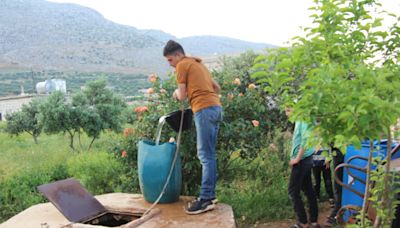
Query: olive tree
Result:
<box><xmin>5</xmin><ymin>99</ymin><xmax>43</xmax><ymax>144</ymax></box>
<box><xmin>40</xmin><ymin>91</ymin><xmax>79</xmax><ymax>149</ymax></box>
<box><xmin>40</xmin><ymin>80</ymin><xmax>126</xmax><ymax>151</ymax></box>
<box><xmin>73</xmin><ymin>80</ymin><xmax>126</xmax><ymax>150</ymax></box>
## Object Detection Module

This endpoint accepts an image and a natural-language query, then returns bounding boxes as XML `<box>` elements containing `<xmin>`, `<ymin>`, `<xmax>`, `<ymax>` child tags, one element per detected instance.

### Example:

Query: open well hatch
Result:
<box><xmin>37</xmin><ymin>178</ymin><xmax>143</xmax><ymax>227</ymax></box>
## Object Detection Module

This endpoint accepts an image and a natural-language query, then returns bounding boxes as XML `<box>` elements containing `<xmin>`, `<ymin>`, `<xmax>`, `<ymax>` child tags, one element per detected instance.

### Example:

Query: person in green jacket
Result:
<box><xmin>285</xmin><ymin>106</ymin><xmax>320</xmax><ymax>228</ymax></box>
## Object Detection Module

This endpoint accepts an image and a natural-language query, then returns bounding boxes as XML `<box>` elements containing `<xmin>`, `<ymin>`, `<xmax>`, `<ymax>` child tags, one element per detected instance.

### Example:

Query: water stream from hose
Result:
<box><xmin>155</xmin><ymin>115</ymin><xmax>167</xmax><ymax>145</ymax></box>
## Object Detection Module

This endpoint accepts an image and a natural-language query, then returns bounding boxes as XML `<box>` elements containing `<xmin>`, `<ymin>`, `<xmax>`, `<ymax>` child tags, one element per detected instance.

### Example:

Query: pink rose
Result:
<box><xmin>134</xmin><ymin>106</ymin><xmax>148</xmax><ymax>114</ymax></box>
<box><xmin>123</xmin><ymin>128</ymin><xmax>134</xmax><ymax>137</ymax></box>
<box><xmin>233</xmin><ymin>78</ymin><xmax>241</xmax><ymax>86</ymax></box>
<box><xmin>149</xmin><ymin>74</ymin><xmax>157</xmax><ymax>83</ymax></box>
<box><xmin>248</xmin><ymin>83</ymin><xmax>256</xmax><ymax>90</ymax></box>
<box><xmin>147</xmin><ymin>88</ymin><xmax>154</xmax><ymax>94</ymax></box>
<box><xmin>252</xmin><ymin>120</ymin><xmax>259</xmax><ymax>127</ymax></box>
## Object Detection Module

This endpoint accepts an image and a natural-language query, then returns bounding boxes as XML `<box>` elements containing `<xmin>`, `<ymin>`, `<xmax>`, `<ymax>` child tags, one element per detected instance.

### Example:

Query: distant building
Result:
<box><xmin>0</xmin><ymin>95</ymin><xmax>35</xmax><ymax>121</ymax></box>
<box><xmin>0</xmin><ymin>79</ymin><xmax>68</xmax><ymax>121</ymax></box>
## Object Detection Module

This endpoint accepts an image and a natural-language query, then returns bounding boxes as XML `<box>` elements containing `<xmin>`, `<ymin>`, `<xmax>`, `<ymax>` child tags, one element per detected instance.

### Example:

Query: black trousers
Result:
<box><xmin>329</xmin><ymin>149</ymin><xmax>344</xmax><ymax>218</ymax></box>
<box><xmin>391</xmin><ymin>186</ymin><xmax>400</xmax><ymax>227</ymax></box>
<box><xmin>312</xmin><ymin>165</ymin><xmax>334</xmax><ymax>199</ymax></box>
<box><xmin>288</xmin><ymin>155</ymin><xmax>319</xmax><ymax>224</ymax></box>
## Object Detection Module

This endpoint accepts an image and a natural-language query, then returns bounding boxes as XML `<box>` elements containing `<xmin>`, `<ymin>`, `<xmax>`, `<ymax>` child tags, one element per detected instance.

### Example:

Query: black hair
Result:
<box><xmin>163</xmin><ymin>40</ymin><xmax>185</xmax><ymax>56</ymax></box>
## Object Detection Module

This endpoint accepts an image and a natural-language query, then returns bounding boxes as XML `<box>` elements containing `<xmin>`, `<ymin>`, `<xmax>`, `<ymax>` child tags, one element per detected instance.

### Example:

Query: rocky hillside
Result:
<box><xmin>0</xmin><ymin>0</ymin><xmax>274</xmax><ymax>74</ymax></box>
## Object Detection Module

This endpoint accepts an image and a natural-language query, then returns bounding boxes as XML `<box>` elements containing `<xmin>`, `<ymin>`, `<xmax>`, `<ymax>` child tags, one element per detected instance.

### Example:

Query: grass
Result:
<box><xmin>0</xmin><ymin>123</ymin><xmax>117</xmax><ymax>179</ymax></box>
<box><xmin>0</xmin><ymin>132</ymin><xmax>71</xmax><ymax>178</ymax></box>
<box><xmin>215</xmin><ymin>147</ymin><xmax>295</xmax><ymax>225</ymax></box>
<box><xmin>0</xmin><ymin>122</ymin><xmax>296</xmax><ymax>226</ymax></box>
<box><xmin>0</xmin><ymin>126</ymin><xmax>130</xmax><ymax>222</ymax></box>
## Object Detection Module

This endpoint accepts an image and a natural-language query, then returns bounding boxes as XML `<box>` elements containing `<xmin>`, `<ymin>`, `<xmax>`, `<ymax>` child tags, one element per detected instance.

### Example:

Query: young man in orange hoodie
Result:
<box><xmin>163</xmin><ymin>40</ymin><xmax>222</xmax><ymax>215</ymax></box>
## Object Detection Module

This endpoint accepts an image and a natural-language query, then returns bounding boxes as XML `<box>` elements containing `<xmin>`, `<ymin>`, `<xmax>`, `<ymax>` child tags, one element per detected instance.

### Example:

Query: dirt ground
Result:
<box><xmin>251</xmin><ymin>201</ymin><xmax>333</xmax><ymax>228</ymax></box>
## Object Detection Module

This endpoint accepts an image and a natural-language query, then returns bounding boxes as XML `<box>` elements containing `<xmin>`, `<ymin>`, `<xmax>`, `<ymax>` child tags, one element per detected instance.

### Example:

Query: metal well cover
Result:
<box><xmin>37</xmin><ymin>178</ymin><xmax>107</xmax><ymax>223</ymax></box>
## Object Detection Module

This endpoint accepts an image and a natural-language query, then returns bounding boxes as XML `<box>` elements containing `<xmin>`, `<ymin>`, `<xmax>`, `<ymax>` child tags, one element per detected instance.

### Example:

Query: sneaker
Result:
<box><xmin>328</xmin><ymin>198</ymin><xmax>335</xmax><ymax>208</ymax></box>
<box><xmin>323</xmin><ymin>216</ymin><xmax>337</xmax><ymax>227</ymax></box>
<box><xmin>309</xmin><ymin>223</ymin><xmax>321</xmax><ymax>228</ymax></box>
<box><xmin>290</xmin><ymin>223</ymin><xmax>308</xmax><ymax>228</ymax></box>
<box><xmin>185</xmin><ymin>198</ymin><xmax>216</xmax><ymax>215</ymax></box>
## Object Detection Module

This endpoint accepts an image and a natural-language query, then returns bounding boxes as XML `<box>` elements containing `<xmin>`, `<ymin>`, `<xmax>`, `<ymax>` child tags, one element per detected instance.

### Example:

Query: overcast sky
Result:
<box><xmin>48</xmin><ymin>0</ymin><xmax>400</xmax><ymax>46</ymax></box>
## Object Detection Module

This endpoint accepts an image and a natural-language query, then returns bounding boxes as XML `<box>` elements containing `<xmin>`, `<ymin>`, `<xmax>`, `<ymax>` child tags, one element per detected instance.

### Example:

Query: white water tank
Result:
<box><xmin>36</xmin><ymin>79</ymin><xmax>67</xmax><ymax>94</ymax></box>
<box><xmin>36</xmin><ymin>81</ymin><xmax>47</xmax><ymax>94</ymax></box>
<box><xmin>52</xmin><ymin>79</ymin><xmax>66</xmax><ymax>93</ymax></box>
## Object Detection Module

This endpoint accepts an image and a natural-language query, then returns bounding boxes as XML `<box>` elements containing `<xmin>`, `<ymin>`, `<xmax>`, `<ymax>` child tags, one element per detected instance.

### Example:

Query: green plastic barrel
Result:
<box><xmin>137</xmin><ymin>140</ymin><xmax>182</xmax><ymax>203</ymax></box>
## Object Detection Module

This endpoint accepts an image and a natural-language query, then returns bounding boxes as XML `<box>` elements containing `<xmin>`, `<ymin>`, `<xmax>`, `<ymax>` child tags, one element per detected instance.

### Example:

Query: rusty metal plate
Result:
<box><xmin>37</xmin><ymin>178</ymin><xmax>106</xmax><ymax>223</ymax></box>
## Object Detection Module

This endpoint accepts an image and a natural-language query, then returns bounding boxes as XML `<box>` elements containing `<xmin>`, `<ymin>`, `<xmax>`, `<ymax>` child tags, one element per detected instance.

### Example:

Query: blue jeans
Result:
<box><xmin>194</xmin><ymin>105</ymin><xmax>223</xmax><ymax>200</ymax></box>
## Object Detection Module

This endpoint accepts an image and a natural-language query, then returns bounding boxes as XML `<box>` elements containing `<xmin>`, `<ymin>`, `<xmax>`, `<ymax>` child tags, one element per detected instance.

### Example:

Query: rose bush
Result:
<box><xmin>212</xmin><ymin>52</ymin><xmax>290</xmax><ymax>181</ymax></box>
<box><xmin>113</xmin><ymin>52</ymin><xmax>290</xmax><ymax>195</ymax></box>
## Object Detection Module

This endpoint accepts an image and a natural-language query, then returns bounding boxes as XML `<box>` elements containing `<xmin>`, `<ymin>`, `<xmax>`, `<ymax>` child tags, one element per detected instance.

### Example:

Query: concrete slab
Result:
<box><xmin>1</xmin><ymin>193</ymin><xmax>235</xmax><ymax>228</ymax></box>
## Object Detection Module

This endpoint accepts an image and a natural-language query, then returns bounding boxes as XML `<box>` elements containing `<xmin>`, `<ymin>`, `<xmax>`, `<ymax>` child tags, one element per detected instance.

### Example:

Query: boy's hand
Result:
<box><xmin>289</xmin><ymin>157</ymin><xmax>301</xmax><ymax>166</ymax></box>
<box><xmin>172</xmin><ymin>84</ymin><xmax>187</xmax><ymax>101</ymax></box>
<box><xmin>325</xmin><ymin>160</ymin><xmax>330</xmax><ymax>169</ymax></box>
<box><xmin>172</xmin><ymin>89</ymin><xmax>179</xmax><ymax>99</ymax></box>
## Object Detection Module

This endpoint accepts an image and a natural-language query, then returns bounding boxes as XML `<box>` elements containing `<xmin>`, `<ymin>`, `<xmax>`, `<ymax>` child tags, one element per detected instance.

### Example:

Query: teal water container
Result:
<box><xmin>138</xmin><ymin>140</ymin><xmax>182</xmax><ymax>203</ymax></box>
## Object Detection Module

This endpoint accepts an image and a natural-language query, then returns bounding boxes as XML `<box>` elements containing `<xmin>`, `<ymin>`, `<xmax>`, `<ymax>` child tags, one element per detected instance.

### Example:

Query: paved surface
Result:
<box><xmin>1</xmin><ymin>193</ymin><xmax>235</xmax><ymax>228</ymax></box>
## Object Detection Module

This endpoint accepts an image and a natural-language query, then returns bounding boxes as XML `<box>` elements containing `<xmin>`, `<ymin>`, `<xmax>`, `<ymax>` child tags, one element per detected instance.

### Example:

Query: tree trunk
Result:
<box><xmin>88</xmin><ymin>137</ymin><xmax>96</xmax><ymax>151</ymax></box>
<box><xmin>67</xmin><ymin>130</ymin><xmax>75</xmax><ymax>150</ymax></box>
<box><xmin>374</xmin><ymin>129</ymin><xmax>393</xmax><ymax>227</ymax></box>
<box><xmin>26</xmin><ymin>131</ymin><xmax>38</xmax><ymax>144</ymax></box>
<box><xmin>362</xmin><ymin>140</ymin><xmax>374</xmax><ymax>226</ymax></box>
<box><xmin>78</xmin><ymin>130</ymin><xmax>82</xmax><ymax>148</ymax></box>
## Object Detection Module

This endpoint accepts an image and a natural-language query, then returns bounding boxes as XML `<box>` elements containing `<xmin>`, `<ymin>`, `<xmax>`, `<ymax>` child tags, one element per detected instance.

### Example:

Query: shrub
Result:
<box><xmin>0</xmin><ymin>164</ymin><xmax>69</xmax><ymax>222</ymax></box>
<box><xmin>217</xmin><ymin>144</ymin><xmax>293</xmax><ymax>224</ymax></box>
<box><xmin>214</xmin><ymin>52</ymin><xmax>290</xmax><ymax>180</ymax></box>
<box><xmin>0</xmin><ymin>122</ymin><xmax>6</xmax><ymax>133</ymax></box>
<box><xmin>67</xmin><ymin>151</ymin><xmax>127</xmax><ymax>194</ymax></box>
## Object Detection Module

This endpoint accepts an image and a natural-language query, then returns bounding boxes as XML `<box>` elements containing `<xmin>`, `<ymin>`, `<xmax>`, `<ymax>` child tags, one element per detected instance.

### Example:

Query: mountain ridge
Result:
<box><xmin>0</xmin><ymin>0</ymin><xmax>275</xmax><ymax>74</ymax></box>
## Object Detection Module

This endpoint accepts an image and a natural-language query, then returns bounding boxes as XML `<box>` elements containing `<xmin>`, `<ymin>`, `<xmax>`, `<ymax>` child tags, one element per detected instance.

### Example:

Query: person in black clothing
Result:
<box><xmin>312</xmin><ymin>149</ymin><xmax>335</xmax><ymax>207</ymax></box>
<box><xmin>324</xmin><ymin>147</ymin><xmax>344</xmax><ymax>227</ymax></box>
<box><xmin>392</xmin><ymin>192</ymin><xmax>400</xmax><ymax>228</ymax></box>
<box><xmin>285</xmin><ymin>107</ymin><xmax>320</xmax><ymax>228</ymax></box>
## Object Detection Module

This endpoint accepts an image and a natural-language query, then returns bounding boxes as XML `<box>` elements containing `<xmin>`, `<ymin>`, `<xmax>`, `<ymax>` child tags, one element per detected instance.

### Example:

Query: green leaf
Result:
<box><xmin>338</xmin><ymin>111</ymin><xmax>352</xmax><ymax>121</ymax></box>
<box><xmin>252</xmin><ymin>63</ymin><xmax>270</xmax><ymax>70</ymax></box>
<box><xmin>251</xmin><ymin>71</ymin><xmax>268</xmax><ymax>79</ymax></box>
<box><xmin>253</xmin><ymin>55</ymin><xmax>267</xmax><ymax>63</ymax></box>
